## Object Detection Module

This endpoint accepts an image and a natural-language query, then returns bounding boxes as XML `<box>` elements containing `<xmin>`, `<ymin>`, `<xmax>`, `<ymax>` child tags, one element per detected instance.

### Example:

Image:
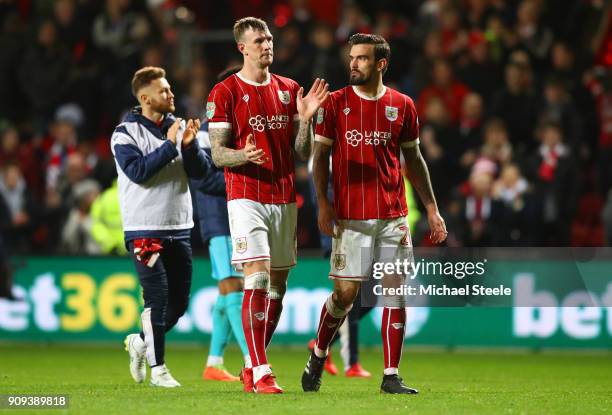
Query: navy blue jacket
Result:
<box><xmin>190</xmin><ymin>122</ymin><xmax>231</xmax><ymax>243</ymax></box>
<box><xmin>112</xmin><ymin>107</ymin><xmax>213</xmax><ymax>241</ymax></box>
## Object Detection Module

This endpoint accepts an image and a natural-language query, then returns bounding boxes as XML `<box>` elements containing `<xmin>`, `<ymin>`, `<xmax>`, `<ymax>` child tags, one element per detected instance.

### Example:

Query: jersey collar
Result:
<box><xmin>351</xmin><ymin>85</ymin><xmax>387</xmax><ymax>101</ymax></box>
<box><xmin>236</xmin><ymin>72</ymin><xmax>271</xmax><ymax>86</ymax></box>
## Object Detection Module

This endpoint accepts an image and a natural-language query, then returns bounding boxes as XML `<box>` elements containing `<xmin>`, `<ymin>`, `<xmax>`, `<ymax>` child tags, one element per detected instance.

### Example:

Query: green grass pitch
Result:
<box><xmin>2</xmin><ymin>344</ymin><xmax>611</xmax><ymax>414</ymax></box>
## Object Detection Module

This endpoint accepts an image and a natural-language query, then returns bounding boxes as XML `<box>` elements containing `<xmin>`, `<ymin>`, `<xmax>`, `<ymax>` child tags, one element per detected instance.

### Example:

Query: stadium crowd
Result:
<box><xmin>1</xmin><ymin>0</ymin><xmax>612</xmax><ymax>274</ymax></box>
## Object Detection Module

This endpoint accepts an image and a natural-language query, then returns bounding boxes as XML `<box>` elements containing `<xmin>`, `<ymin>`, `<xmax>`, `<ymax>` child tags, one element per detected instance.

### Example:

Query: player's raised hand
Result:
<box><xmin>427</xmin><ymin>208</ymin><xmax>448</xmax><ymax>244</ymax></box>
<box><xmin>181</xmin><ymin>119</ymin><xmax>201</xmax><ymax>148</ymax></box>
<box><xmin>243</xmin><ymin>134</ymin><xmax>267</xmax><ymax>165</ymax></box>
<box><xmin>318</xmin><ymin>199</ymin><xmax>340</xmax><ymax>238</ymax></box>
<box><xmin>297</xmin><ymin>78</ymin><xmax>330</xmax><ymax>122</ymax></box>
<box><xmin>167</xmin><ymin>118</ymin><xmax>182</xmax><ymax>144</ymax></box>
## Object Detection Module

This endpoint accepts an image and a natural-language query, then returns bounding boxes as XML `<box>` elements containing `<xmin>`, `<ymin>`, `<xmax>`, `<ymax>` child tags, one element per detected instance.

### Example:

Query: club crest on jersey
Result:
<box><xmin>243</xmin><ymin>94</ymin><xmax>249</xmax><ymax>102</ymax></box>
<box><xmin>343</xmin><ymin>107</ymin><xmax>350</xmax><ymax>115</ymax></box>
<box><xmin>316</xmin><ymin>107</ymin><xmax>324</xmax><ymax>124</ymax></box>
<box><xmin>235</xmin><ymin>237</ymin><xmax>247</xmax><ymax>254</ymax></box>
<box><xmin>334</xmin><ymin>254</ymin><xmax>346</xmax><ymax>270</ymax></box>
<box><xmin>278</xmin><ymin>90</ymin><xmax>291</xmax><ymax>104</ymax></box>
<box><xmin>206</xmin><ymin>102</ymin><xmax>215</xmax><ymax>119</ymax></box>
<box><xmin>385</xmin><ymin>106</ymin><xmax>398</xmax><ymax>122</ymax></box>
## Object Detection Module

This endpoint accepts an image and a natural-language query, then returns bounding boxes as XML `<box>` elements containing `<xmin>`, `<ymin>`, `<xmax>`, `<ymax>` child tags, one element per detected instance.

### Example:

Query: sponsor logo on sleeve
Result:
<box><xmin>316</xmin><ymin>107</ymin><xmax>324</xmax><ymax>124</ymax></box>
<box><xmin>206</xmin><ymin>102</ymin><xmax>216</xmax><ymax>119</ymax></box>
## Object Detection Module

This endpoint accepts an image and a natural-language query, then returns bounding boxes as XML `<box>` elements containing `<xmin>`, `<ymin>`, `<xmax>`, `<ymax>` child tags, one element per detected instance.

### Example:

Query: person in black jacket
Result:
<box><xmin>191</xmin><ymin>119</ymin><xmax>250</xmax><ymax>382</ymax></box>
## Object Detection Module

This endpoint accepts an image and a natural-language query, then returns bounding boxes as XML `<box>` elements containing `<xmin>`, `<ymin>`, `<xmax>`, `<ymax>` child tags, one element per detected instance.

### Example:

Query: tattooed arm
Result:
<box><xmin>294</xmin><ymin>78</ymin><xmax>329</xmax><ymax>161</ymax></box>
<box><xmin>209</xmin><ymin>128</ymin><xmax>266</xmax><ymax>168</ymax></box>
<box><xmin>293</xmin><ymin>119</ymin><xmax>313</xmax><ymax>161</ymax></box>
<box><xmin>401</xmin><ymin>143</ymin><xmax>447</xmax><ymax>243</ymax></box>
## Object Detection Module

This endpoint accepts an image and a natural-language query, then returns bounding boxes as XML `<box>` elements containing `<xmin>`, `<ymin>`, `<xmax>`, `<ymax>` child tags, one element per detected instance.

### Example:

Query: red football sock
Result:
<box><xmin>314</xmin><ymin>302</ymin><xmax>346</xmax><ymax>355</ymax></box>
<box><xmin>264</xmin><ymin>297</ymin><xmax>283</xmax><ymax>348</ymax></box>
<box><xmin>242</xmin><ymin>289</ymin><xmax>268</xmax><ymax>366</ymax></box>
<box><xmin>382</xmin><ymin>307</ymin><xmax>406</xmax><ymax>372</ymax></box>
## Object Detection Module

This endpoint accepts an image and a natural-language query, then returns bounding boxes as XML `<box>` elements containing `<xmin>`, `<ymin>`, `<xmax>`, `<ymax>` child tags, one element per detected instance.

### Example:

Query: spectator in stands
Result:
<box><xmin>93</xmin><ymin>0</ymin><xmax>154</xmax><ymax>118</ymax></box>
<box><xmin>490</xmin><ymin>59</ymin><xmax>539</xmax><ymax>155</ymax></box>
<box><xmin>492</xmin><ymin>163</ymin><xmax>536</xmax><ymax>245</ymax></box>
<box><xmin>0</xmin><ymin>162</ymin><xmax>36</xmax><ymax>253</ymax></box>
<box><xmin>418</xmin><ymin>58</ymin><xmax>470</xmax><ymax>125</ymax></box>
<box><xmin>19</xmin><ymin>19</ymin><xmax>71</xmax><ymax>133</ymax></box>
<box><xmin>420</xmin><ymin>96</ymin><xmax>461</xmax><ymax>206</ymax></box>
<box><xmin>538</xmin><ymin>76</ymin><xmax>584</xmax><ymax>155</ymax></box>
<box><xmin>453</xmin><ymin>167</ymin><xmax>505</xmax><ymax>246</ymax></box>
<box><xmin>523</xmin><ymin>122</ymin><xmax>580</xmax><ymax>245</ymax></box>
<box><xmin>308</xmin><ymin>23</ymin><xmax>345</xmax><ymax>90</ymax></box>
<box><xmin>456</xmin><ymin>30</ymin><xmax>501</xmax><ymax>103</ymax></box>
<box><xmin>479</xmin><ymin>118</ymin><xmax>513</xmax><ymax>170</ymax></box>
<box><xmin>412</xmin><ymin>31</ymin><xmax>444</xmax><ymax>94</ymax></box>
<box><xmin>45</xmin><ymin>105</ymin><xmax>82</xmax><ymax>194</ymax></box>
<box><xmin>515</xmin><ymin>0</ymin><xmax>553</xmax><ymax>64</ymax></box>
<box><xmin>60</xmin><ymin>179</ymin><xmax>101</xmax><ymax>254</ymax></box>
<box><xmin>457</xmin><ymin>92</ymin><xmax>485</xmax><ymax>178</ymax></box>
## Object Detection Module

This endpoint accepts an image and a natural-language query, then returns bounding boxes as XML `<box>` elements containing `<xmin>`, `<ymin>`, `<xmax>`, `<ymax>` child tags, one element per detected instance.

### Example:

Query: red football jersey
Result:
<box><xmin>314</xmin><ymin>85</ymin><xmax>420</xmax><ymax>220</ymax></box>
<box><xmin>207</xmin><ymin>72</ymin><xmax>300</xmax><ymax>204</ymax></box>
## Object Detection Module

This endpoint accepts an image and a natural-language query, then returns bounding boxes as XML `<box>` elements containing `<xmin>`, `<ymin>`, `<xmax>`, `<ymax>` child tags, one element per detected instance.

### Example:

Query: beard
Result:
<box><xmin>349</xmin><ymin>70</ymin><xmax>370</xmax><ymax>85</ymax></box>
<box><xmin>150</xmin><ymin>99</ymin><xmax>175</xmax><ymax>114</ymax></box>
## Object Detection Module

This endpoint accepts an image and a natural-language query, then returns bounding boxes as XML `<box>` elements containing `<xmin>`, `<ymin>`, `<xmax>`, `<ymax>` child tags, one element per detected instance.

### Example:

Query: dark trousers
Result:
<box><xmin>129</xmin><ymin>238</ymin><xmax>192</xmax><ymax>367</ymax></box>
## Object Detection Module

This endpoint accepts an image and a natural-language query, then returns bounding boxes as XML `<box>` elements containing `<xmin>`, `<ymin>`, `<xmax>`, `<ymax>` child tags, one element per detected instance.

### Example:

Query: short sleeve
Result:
<box><xmin>314</xmin><ymin>98</ymin><xmax>336</xmax><ymax>146</ymax></box>
<box><xmin>206</xmin><ymin>83</ymin><xmax>233</xmax><ymax>130</ymax></box>
<box><xmin>400</xmin><ymin>96</ymin><xmax>420</xmax><ymax>149</ymax></box>
<box><xmin>292</xmin><ymin>80</ymin><xmax>301</xmax><ymax>121</ymax></box>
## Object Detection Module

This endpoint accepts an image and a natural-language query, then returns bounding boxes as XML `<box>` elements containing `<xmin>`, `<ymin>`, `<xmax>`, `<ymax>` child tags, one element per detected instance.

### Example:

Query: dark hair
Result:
<box><xmin>131</xmin><ymin>66</ymin><xmax>166</xmax><ymax>98</ymax></box>
<box><xmin>233</xmin><ymin>17</ymin><xmax>269</xmax><ymax>43</ymax></box>
<box><xmin>348</xmin><ymin>33</ymin><xmax>391</xmax><ymax>71</ymax></box>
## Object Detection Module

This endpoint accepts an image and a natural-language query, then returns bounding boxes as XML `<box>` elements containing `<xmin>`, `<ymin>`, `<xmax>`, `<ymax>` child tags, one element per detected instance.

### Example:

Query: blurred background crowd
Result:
<box><xmin>2</xmin><ymin>0</ymin><xmax>612</xmax><ymax>274</ymax></box>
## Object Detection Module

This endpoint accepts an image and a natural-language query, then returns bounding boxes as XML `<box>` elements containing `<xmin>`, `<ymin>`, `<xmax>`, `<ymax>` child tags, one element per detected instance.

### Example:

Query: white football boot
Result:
<box><xmin>124</xmin><ymin>333</ymin><xmax>147</xmax><ymax>383</ymax></box>
<box><xmin>150</xmin><ymin>364</ymin><xmax>181</xmax><ymax>388</ymax></box>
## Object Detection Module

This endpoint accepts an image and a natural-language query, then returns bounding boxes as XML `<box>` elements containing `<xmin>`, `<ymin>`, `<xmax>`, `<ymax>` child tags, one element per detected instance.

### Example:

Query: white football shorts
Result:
<box><xmin>329</xmin><ymin>216</ymin><xmax>414</xmax><ymax>281</ymax></box>
<box><xmin>227</xmin><ymin>199</ymin><xmax>297</xmax><ymax>270</ymax></box>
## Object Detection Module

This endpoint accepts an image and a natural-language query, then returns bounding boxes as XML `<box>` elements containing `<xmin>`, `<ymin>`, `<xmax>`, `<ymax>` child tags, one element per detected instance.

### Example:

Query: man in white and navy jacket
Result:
<box><xmin>112</xmin><ymin>66</ymin><xmax>212</xmax><ymax>388</ymax></box>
